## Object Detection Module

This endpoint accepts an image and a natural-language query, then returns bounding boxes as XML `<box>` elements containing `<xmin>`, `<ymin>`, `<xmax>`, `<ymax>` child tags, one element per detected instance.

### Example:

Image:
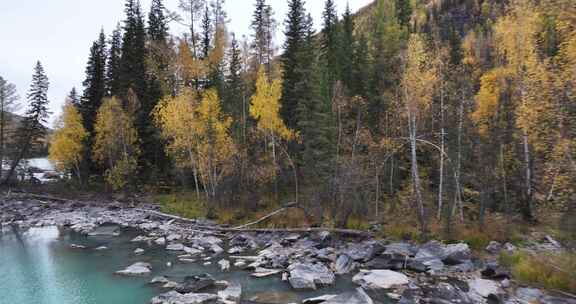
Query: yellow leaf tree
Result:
<box><xmin>401</xmin><ymin>33</ymin><xmax>438</xmax><ymax>236</ymax></box>
<box><xmin>93</xmin><ymin>96</ymin><xmax>140</xmax><ymax>191</ymax></box>
<box><xmin>154</xmin><ymin>88</ymin><xmax>235</xmax><ymax>201</ymax></box>
<box><xmin>49</xmin><ymin>101</ymin><xmax>88</xmax><ymax>181</ymax></box>
<box><xmin>250</xmin><ymin>66</ymin><xmax>294</xmax><ymax>164</ymax></box>
<box><xmin>154</xmin><ymin>88</ymin><xmax>203</xmax><ymax>198</ymax></box>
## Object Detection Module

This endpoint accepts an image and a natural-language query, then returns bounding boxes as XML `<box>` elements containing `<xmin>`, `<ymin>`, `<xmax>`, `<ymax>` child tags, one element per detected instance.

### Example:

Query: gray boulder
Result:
<box><xmin>323</xmin><ymin>288</ymin><xmax>374</xmax><ymax>304</ymax></box>
<box><xmin>516</xmin><ymin>288</ymin><xmax>543</xmax><ymax>302</ymax></box>
<box><xmin>218</xmin><ymin>281</ymin><xmax>242</xmax><ymax>303</ymax></box>
<box><xmin>485</xmin><ymin>241</ymin><xmax>503</xmax><ymax>254</ymax></box>
<box><xmin>352</xmin><ymin>270</ymin><xmax>410</xmax><ymax>290</ymax></box>
<box><xmin>175</xmin><ymin>274</ymin><xmax>215</xmax><ymax>293</ymax></box>
<box><xmin>150</xmin><ymin>291</ymin><xmax>218</xmax><ymax>304</ymax></box>
<box><xmin>468</xmin><ymin>278</ymin><xmax>501</xmax><ymax>299</ymax></box>
<box><xmin>288</xmin><ymin>262</ymin><xmax>336</xmax><ymax>290</ymax></box>
<box><xmin>443</xmin><ymin>243</ymin><xmax>471</xmax><ymax>265</ymax></box>
<box><xmin>334</xmin><ymin>254</ymin><xmax>356</xmax><ymax>275</ymax></box>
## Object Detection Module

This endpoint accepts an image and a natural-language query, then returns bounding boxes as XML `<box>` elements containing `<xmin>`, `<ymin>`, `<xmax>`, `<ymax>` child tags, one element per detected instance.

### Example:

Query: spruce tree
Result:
<box><xmin>351</xmin><ymin>34</ymin><xmax>370</xmax><ymax>97</ymax></box>
<box><xmin>68</xmin><ymin>87</ymin><xmax>80</xmax><ymax>107</ymax></box>
<box><xmin>201</xmin><ymin>5</ymin><xmax>212</xmax><ymax>59</ymax></box>
<box><xmin>340</xmin><ymin>4</ymin><xmax>355</xmax><ymax>91</ymax></box>
<box><xmin>321</xmin><ymin>0</ymin><xmax>340</xmax><ymax>92</ymax></box>
<box><xmin>225</xmin><ymin>34</ymin><xmax>243</xmax><ymax>120</ymax></box>
<box><xmin>296</xmin><ymin>14</ymin><xmax>334</xmax><ymax>180</ymax></box>
<box><xmin>118</xmin><ymin>0</ymin><xmax>147</xmax><ymax>99</ymax></box>
<box><xmin>3</xmin><ymin>62</ymin><xmax>50</xmax><ymax>184</ymax></box>
<box><xmin>148</xmin><ymin>0</ymin><xmax>168</xmax><ymax>42</ymax></box>
<box><xmin>396</xmin><ymin>0</ymin><xmax>412</xmax><ymax>28</ymax></box>
<box><xmin>80</xmin><ymin>30</ymin><xmax>107</xmax><ymax>136</ymax></box>
<box><xmin>250</xmin><ymin>0</ymin><xmax>275</xmax><ymax>73</ymax></box>
<box><xmin>281</xmin><ymin>0</ymin><xmax>307</xmax><ymax>130</ymax></box>
<box><xmin>106</xmin><ymin>23</ymin><xmax>122</xmax><ymax>97</ymax></box>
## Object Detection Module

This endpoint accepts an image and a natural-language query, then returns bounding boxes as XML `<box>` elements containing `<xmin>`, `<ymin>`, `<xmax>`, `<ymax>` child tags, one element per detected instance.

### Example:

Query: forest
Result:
<box><xmin>1</xmin><ymin>0</ymin><xmax>575</xmax><ymax>245</ymax></box>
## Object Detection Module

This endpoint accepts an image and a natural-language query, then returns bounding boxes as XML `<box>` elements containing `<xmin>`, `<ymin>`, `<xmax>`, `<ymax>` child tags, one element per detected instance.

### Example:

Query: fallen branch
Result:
<box><xmin>138</xmin><ymin>206</ymin><xmax>372</xmax><ymax>237</ymax></box>
<box><xmin>6</xmin><ymin>192</ymin><xmax>75</xmax><ymax>203</ymax></box>
<box><xmin>217</xmin><ymin>227</ymin><xmax>372</xmax><ymax>238</ymax></box>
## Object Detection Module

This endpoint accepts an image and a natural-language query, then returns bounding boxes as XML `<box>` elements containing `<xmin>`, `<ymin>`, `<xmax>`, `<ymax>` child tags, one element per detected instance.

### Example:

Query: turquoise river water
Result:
<box><xmin>0</xmin><ymin>226</ymin><xmax>364</xmax><ymax>304</ymax></box>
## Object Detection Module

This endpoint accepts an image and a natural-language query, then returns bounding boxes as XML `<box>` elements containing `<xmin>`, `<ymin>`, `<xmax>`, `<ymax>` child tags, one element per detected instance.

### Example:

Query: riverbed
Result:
<box><xmin>0</xmin><ymin>225</ymin><xmax>360</xmax><ymax>304</ymax></box>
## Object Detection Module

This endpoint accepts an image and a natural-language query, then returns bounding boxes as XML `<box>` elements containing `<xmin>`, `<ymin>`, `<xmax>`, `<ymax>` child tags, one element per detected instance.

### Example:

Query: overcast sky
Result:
<box><xmin>0</xmin><ymin>0</ymin><xmax>372</xmax><ymax>126</ymax></box>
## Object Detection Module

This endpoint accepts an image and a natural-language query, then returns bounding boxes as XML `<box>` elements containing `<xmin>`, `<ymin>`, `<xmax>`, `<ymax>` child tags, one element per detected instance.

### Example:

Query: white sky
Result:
<box><xmin>0</xmin><ymin>0</ymin><xmax>372</xmax><ymax>126</ymax></box>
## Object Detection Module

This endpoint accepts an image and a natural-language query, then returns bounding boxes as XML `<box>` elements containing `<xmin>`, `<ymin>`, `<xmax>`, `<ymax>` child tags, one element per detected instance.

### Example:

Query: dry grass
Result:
<box><xmin>500</xmin><ymin>251</ymin><xmax>576</xmax><ymax>293</ymax></box>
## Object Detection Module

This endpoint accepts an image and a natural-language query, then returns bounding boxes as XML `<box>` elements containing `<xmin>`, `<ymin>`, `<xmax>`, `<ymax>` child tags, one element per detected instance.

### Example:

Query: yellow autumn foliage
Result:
<box><xmin>250</xmin><ymin>66</ymin><xmax>295</xmax><ymax>142</ymax></box>
<box><xmin>49</xmin><ymin>101</ymin><xmax>87</xmax><ymax>176</ymax></box>
<box><xmin>402</xmin><ymin>33</ymin><xmax>437</xmax><ymax>116</ymax></box>
<box><xmin>471</xmin><ymin>67</ymin><xmax>513</xmax><ymax>137</ymax></box>
<box><xmin>93</xmin><ymin>96</ymin><xmax>140</xmax><ymax>190</ymax></box>
<box><xmin>154</xmin><ymin>88</ymin><xmax>236</xmax><ymax>198</ymax></box>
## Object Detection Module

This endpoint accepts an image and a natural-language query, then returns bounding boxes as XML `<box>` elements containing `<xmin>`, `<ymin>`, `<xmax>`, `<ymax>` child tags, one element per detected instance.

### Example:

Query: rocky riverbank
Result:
<box><xmin>1</xmin><ymin>194</ymin><xmax>574</xmax><ymax>304</ymax></box>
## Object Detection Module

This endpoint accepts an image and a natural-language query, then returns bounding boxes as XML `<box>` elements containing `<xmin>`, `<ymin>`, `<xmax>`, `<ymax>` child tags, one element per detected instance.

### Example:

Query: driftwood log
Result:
<box><xmin>139</xmin><ymin>203</ymin><xmax>372</xmax><ymax>238</ymax></box>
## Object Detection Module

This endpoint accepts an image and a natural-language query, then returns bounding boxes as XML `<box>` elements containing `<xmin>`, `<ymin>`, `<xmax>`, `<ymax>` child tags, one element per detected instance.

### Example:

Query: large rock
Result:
<box><xmin>385</xmin><ymin>242</ymin><xmax>417</xmax><ymax>256</ymax></box>
<box><xmin>166</xmin><ymin>243</ymin><xmax>186</xmax><ymax>251</ymax></box>
<box><xmin>323</xmin><ymin>288</ymin><xmax>374</xmax><ymax>304</ymax></box>
<box><xmin>175</xmin><ymin>274</ymin><xmax>215</xmax><ymax>293</ymax></box>
<box><xmin>365</xmin><ymin>253</ymin><xmax>408</xmax><ymax>271</ymax></box>
<box><xmin>150</xmin><ymin>291</ymin><xmax>218</xmax><ymax>304</ymax></box>
<box><xmin>516</xmin><ymin>288</ymin><xmax>543</xmax><ymax>302</ymax></box>
<box><xmin>344</xmin><ymin>242</ymin><xmax>376</xmax><ymax>262</ymax></box>
<box><xmin>115</xmin><ymin>262</ymin><xmax>152</xmax><ymax>276</ymax></box>
<box><xmin>352</xmin><ymin>270</ymin><xmax>409</xmax><ymax>290</ymax></box>
<box><xmin>218</xmin><ymin>281</ymin><xmax>242</xmax><ymax>303</ymax></box>
<box><xmin>425</xmin><ymin>282</ymin><xmax>473</xmax><ymax>304</ymax></box>
<box><xmin>468</xmin><ymin>279</ymin><xmax>501</xmax><ymax>298</ymax></box>
<box><xmin>485</xmin><ymin>241</ymin><xmax>502</xmax><ymax>254</ymax></box>
<box><xmin>334</xmin><ymin>254</ymin><xmax>356</xmax><ymax>275</ymax></box>
<box><xmin>443</xmin><ymin>243</ymin><xmax>471</xmax><ymax>265</ymax></box>
<box><xmin>288</xmin><ymin>262</ymin><xmax>336</xmax><ymax>290</ymax></box>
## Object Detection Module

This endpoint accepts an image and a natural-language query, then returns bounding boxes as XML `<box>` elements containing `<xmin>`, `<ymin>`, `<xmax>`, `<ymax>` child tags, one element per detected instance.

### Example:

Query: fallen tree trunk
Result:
<box><xmin>139</xmin><ymin>206</ymin><xmax>372</xmax><ymax>238</ymax></box>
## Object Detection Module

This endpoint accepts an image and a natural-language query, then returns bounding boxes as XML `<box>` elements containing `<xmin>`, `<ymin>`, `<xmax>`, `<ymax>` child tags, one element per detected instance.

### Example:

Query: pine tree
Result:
<box><xmin>3</xmin><ymin>61</ymin><xmax>50</xmax><ymax>184</ymax></box>
<box><xmin>340</xmin><ymin>3</ymin><xmax>355</xmax><ymax>91</ymax></box>
<box><xmin>148</xmin><ymin>0</ymin><xmax>168</xmax><ymax>42</ymax></box>
<box><xmin>321</xmin><ymin>0</ymin><xmax>341</xmax><ymax>94</ymax></box>
<box><xmin>211</xmin><ymin>0</ymin><xmax>227</xmax><ymax>28</ymax></box>
<box><xmin>201</xmin><ymin>4</ymin><xmax>212</xmax><ymax>59</ymax></box>
<box><xmin>351</xmin><ymin>34</ymin><xmax>370</xmax><ymax>97</ymax></box>
<box><xmin>225</xmin><ymin>34</ymin><xmax>244</xmax><ymax>130</ymax></box>
<box><xmin>250</xmin><ymin>0</ymin><xmax>276</xmax><ymax>73</ymax></box>
<box><xmin>297</xmin><ymin>14</ymin><xmax>334</xmax><ymax>180</ymax></box>
<box><xmin>80</xmin><ymin>30</ymin><xmax>107</xmax><ymax>136</ymax></box>
<box><xmin>281</xmin><ymin>0</ymin><xmax>307</xmax><ymax>130</ymax></box>
<box><xmin>67</xmin><ymin>87</ymin><xmax>80</xmax><ymax>107</ymax></box>
<box><xmin>118</xmin><ymin>0</ymin><xmax>147</xmax><ymax>99</ymax></box>
<box><xmin>106</xmin><ymin>23</ymin><xmax>122</xmax><ymax>97</ymax></box>
<box><xmin>396</xmin><ymin>0</ymin><xmax>412</xmax><ymax>27</ymax></box>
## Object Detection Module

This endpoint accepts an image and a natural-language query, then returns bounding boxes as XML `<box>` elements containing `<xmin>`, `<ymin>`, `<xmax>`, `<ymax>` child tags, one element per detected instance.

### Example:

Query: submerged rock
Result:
<box><xmin>218</xmin><ymin>281</ymin><xmax>241</xmax><ymax>303</ymax></box>
<box><xmin>218</xmin><ymin>259</ymin><xmax>230</xmax><ymax>272</ymax></box>
<box><xmin>115</xmin><ymin>262</ymin><xmax>152</xmax><ymax>276</ymax></box>
<box><xmin>150</xmin><ymin>291</ymin><xmax>218</xmax><ymax>304</ymax></box>
<box><xmin>288</xmin><ymin>262</ymin><xmax>335</xmax><ymax>290</ymax></box>
<box><xmin>175</xmin><ymin>274</ymin><xmax>215</xmax><ymax>293</ymax></box>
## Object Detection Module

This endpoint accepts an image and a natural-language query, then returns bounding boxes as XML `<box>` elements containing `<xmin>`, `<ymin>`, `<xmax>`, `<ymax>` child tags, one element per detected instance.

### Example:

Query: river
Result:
<box><xmin>0</xmin><ymin>226</ymin><xmax>361</xmax><ymax>304</ymax></box>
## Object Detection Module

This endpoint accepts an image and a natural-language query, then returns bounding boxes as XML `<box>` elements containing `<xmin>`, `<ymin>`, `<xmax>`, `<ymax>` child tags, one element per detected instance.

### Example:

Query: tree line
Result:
<box><xmin>4</xmin><ymin>0</ymin><xmax>572</xmax><ymax>235</ymax></box>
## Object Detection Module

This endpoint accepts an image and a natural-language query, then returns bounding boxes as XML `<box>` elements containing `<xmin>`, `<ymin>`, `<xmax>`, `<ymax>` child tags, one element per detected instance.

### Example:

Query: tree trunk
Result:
<box><xmin>408</xmin><ymin>113</ymin><xmax>427</xmax><ymax>236</ymax></box>
<box><xmin>437</xmin><ymin>81</ymin><xmax>445</xmax><ymax>220</ymax></box>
